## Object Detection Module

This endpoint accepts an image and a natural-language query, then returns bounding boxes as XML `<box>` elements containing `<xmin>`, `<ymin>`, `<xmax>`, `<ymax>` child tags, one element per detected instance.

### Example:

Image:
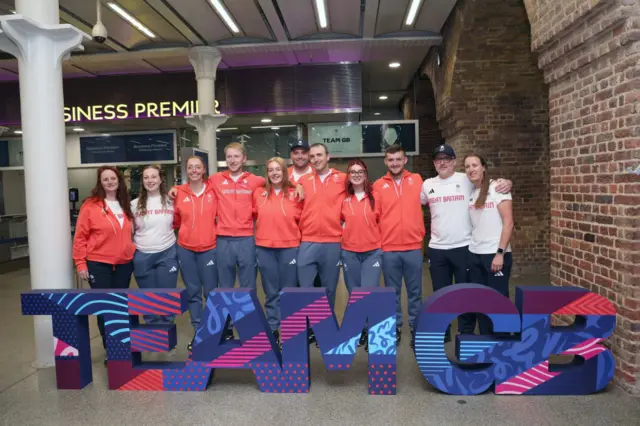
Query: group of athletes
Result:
<box><xmin>72</xmin><ymin>139</ymin><xmax>513</xmax><ymax>361</ymax></box>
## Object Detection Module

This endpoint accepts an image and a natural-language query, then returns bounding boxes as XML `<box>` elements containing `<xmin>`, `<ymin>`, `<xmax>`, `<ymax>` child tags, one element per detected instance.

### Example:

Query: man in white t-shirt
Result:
<box><xmin>420</xmin><ymin>144</ymin><xmax>511</xmax><ymax>340</ymax></box>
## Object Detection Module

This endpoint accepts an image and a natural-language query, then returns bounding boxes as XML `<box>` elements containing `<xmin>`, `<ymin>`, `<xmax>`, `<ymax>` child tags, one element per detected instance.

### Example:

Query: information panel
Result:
<box><xmin>79</xmin><ymin>131</ymin><xmax>176</xmax><ymax>165</ymax></box>
<box><xmin>309</xmin><ymin>120</ymin><xmax>419</xmax><ymax>157</ymax></box>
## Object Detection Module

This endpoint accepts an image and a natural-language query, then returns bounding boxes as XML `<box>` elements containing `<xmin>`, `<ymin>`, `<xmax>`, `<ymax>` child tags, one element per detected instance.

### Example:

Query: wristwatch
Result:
<box><xmin>496</xmin><ymin>248</ymin><xmax>505</xmax><ymax>254</ymax></box>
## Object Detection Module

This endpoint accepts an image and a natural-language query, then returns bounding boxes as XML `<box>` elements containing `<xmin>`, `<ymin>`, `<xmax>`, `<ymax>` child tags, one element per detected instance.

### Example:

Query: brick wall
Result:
<box><xmin>421</xmin><ymin>0</ymin><xmax>550</xmax><ymax>274</ymax></box>
<box><xmin>526</xmin><ymin>0</ymin><xmax>640</xmax><ymax>394</ymax></box>
<box><xmin>402</xmin><ymin>78</ymin><xmax>445</xmax><ymax>238</ymax></box>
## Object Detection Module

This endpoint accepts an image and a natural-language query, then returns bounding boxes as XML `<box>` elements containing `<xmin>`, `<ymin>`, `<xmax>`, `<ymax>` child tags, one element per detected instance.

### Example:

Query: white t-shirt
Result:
<box><xmin>355</xmin><ymin>190</ymin><xmax>365</xmax><ymax>201</ymax></box>
<box><xmin>106</xmin><ymin>199</ymin><xmax>124</xmax><ymax>228</ymax></box>
<box><xmin>131</xmin><ymin>195</ymin><xmax>176</xmax><ymax>253</ymax></box>
<box><xmin>468</xmin><ymin>181</ymin><xmax>512</xmax><ymax>254</ymax></box>
<box><xmin>318</xmin><ymin>171</ymin><xmax>331</xmax><ymax>183</ymax></box>
<box><xmin>421</xmin><ymin>172</ymin><xmax>474</xmax><ymax>249</ymax></box>
<box><xmin>291</xmin><ymin>166</ymin><xmax>312</xmax><ymax>183</ymax></box>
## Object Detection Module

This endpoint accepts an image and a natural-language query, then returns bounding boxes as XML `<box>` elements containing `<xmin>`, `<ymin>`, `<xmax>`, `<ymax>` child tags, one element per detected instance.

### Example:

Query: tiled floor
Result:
<box><xmin>1</xmin><ymin>261</ymin><xmax>639</xmax><ymax>426</ymax></box>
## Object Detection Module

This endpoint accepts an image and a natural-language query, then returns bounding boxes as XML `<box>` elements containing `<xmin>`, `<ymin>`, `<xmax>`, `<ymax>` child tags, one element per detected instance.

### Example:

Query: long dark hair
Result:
<box><xmin>345</xmin><ymin>159</ymin><xmax>375</xmax><ymax>210</ymax></box>
<box><xmin>88</xmin><ymin>166</ymin><xmax>133</xmax><ymax>220</ymax></box>
<box><xmin>137</xmin><ymin>165</ymin><xmax>168</xmax><ymax>216</ymax></box>
<box><xmin>465</xmin><ymin>154</ymin><xmax>490</xmax><ymax>209</ymax></box>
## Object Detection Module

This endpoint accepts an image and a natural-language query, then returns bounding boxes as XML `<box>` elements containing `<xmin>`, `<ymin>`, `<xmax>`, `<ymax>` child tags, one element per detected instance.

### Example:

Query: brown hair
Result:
<box><xmin>186</xmin><ymin>156</ymin><xmax>207</xmax><ymax>181</ymax></box>
<box><xmin>385</xmin><ymin>144</ymin><xmax>405</xmax><ymax>156</ymax></box>
<box><xmin>465</xmin><ymin>154</ymin><xmax>490</xmax><ymax>209</ymax></box>
<box><xmin>136</xmin><ymin>165</ymin><xmax>168</xmax><ymax>217</ymax></box>
<box><xmin>88</xmin><ymin>166</ymin><xmax>133</xmax><ymax>220</ymax></box>
<box><xmin>265</xmin><ymin>157</ymin><xmax>292</xmax><ymax>194</ymax></box>
<box><xmin>346</xmin><ymin>159</ymin><xmax>375</xmax><ymax>210</ymax></box>
<box><xmin>309</xmin><ymin>143</ymin><xmax>328</xmax><ymax>154</ymax></box>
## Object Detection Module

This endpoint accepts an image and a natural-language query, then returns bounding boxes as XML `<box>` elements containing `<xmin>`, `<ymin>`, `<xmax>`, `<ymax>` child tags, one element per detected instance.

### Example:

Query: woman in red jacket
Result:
<box><xmin>72</xmin><ymin>166</ymin><xmax>135</xmax><ymax>356</ymax></box>
<box><xmin>253</xmin><ymin>157</ymin><xmax>302</xmax><ymax>346</ymax></box>
<box><xmin>340</xmin><ymin>159</ymin><xmax>383</xmax><ymax>349</ymax></box>
<box><xmin>173</xmin><ymin>156</ymin><xmax>218</xmax><ymax>351</ymax></box>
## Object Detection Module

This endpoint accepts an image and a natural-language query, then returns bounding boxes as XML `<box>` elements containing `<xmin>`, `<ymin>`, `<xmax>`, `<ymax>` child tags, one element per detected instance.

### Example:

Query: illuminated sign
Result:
<box><xmin>63</xmin><ymin>100</ymin><xmax>221</xmax><ymax>122</ymax></box>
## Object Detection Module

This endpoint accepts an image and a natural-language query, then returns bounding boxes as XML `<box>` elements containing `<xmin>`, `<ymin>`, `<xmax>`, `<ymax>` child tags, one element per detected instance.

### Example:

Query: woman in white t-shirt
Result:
<box><xmin>463</xmin><ymin>154</ymin><xmax>514</xmax><ymax>335</ymax></box>
<box><xmin>131</xmin><ymin>165</ymin><xmax>179</xmax><ymax>325</ymax></box>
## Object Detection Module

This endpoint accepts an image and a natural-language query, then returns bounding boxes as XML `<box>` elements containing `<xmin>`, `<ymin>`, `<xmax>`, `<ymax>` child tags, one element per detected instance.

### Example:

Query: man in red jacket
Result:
<box><xmin>297</xmin><ymin>143</ymin><xmax>347</xmax><ymax>306</ymax></box>
<box><xmin>211</xmin><ymin>142</ymin><xmax>265</xmax><ymax>290</ymax></box>
<box><xmin>373</xmin><ymin>144</ymin><xmax>425</xmax><ymax>348</ymax></box>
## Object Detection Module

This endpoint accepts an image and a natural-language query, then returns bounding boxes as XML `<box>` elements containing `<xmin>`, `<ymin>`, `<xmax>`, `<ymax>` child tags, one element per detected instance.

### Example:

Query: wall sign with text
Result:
<box><xmin>79</xmin><ymin>131</ymin><xmax>177</xmax><ymax>166</ymax></box>
<box><xmin>309</xmin><ymin>120</ymin><xmax>419</xmax><ymax>157</ymax></box>
<box><xmin>64</xmin><ymin>100</ymin><xmax>221</xmax><ymax>123</ymax></box>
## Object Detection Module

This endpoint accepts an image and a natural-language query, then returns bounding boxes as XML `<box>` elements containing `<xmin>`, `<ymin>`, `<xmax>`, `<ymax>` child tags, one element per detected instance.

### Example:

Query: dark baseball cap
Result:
<box><xmin>290</xmin><ymin>140</ymin><xmax>310</xmax><ymax>152</ymax></box>
<box><xmin>433</xmin><ymin>144</ymin><xmax>456</xmax><ymax>158</ymax></box>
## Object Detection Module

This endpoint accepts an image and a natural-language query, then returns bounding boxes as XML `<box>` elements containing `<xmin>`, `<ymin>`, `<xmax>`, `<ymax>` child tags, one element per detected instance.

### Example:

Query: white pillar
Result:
<box><xmin>187</xmin><ymin>46</ymin><xmax>228</xmax><ymax>172</ymax></box>
<box><xmin>0</xmin><ymin>2</ymin><xmax>88</xmax><ymax>368</ymax></box>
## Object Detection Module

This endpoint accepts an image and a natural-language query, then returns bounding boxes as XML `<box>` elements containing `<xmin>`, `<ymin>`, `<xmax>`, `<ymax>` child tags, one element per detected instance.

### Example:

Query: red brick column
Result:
<box><xmin>527</xmin><ymin>0</ymin><xmax>640</xmax><ymax>394</ymax></box>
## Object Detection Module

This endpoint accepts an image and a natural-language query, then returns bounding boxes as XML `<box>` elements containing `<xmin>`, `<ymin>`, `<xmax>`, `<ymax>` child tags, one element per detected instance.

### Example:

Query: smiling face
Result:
<box><xmin>290</xmin><ymin>148</ymin><xmax>309</xmax><ymax>169</ymax></box>
<box><xmin>434</xmin><ymin>154</ymin><xmax>456</xmax><ymax>178</ymax></box>
<box><xmin>464</xmin><ymin>155</ymin><xmax>485</xmax><ymax>183</ymax></box>
<box><xmin>100</xmin><ymin>169</ymin><xmax>119</xmax><ymax>194</ymax></box>
<box><xmin>186</xmin><ymin>157</ymin><xmax>205</xmax><ymax>183</ymax></box>
<box><xmin>225</xmin><ymin>147</ymin><xmax>245</xmax><ymax>174</ymax></box>
<box><xmin>384</xmin><ymin>150</ymin><xmax>408</xmax><ymax>177</ymax></box>
<box><xmin>309</xmin><ymin>145</ymin><xmax>329</xmax><ymax>173</ymax></box>
<box><xmin>348</xmin><ymin>163</ymin><xmax>366</xmax><ymax>187</ymax></box>
<box><xmin>267</xmin><ymin>160</ymin><xmax>283</xmax><ymax>186</ymax></box>
<box><xmin>142</xmin><ymin>167</ymin><xmax>161</xmax><ymax>193</ymax></box>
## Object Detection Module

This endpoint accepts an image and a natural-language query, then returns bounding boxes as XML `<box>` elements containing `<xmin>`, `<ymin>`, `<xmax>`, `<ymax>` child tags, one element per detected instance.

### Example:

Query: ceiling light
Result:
<box><xmin>216</xmin><ymin>129</ymin><xmax>220</xmax><ymax>132</ymax></box>
<box><xmin>73</xmin><ymin>127</ymin><xmax>85</xmax><ymax>132</ymax></box>
<box><xmin>389</xmin><ymin>62</ymin><xmax>401</xmax><ymax>68</ymax></box>
<box><xmin>261</xmin><ymin>118</ymin><xmax>272</xmax><ymax>123</ymax></box>
<box><xmin>314</xmin><ymin>0</ymin><xmax>328</xmax><ymax>29</ymax></box>
<box><xmin>379</xmin><ymin>95</ymin><xmax>388</xmax><ymax>100</ymax></box>
<box><xmin>405</xmin><ymin>0</ymin><xmax>423</xmax><ymax>26</ymax></box>
<box><xmin>340</xmin><ymin>61</ymin><xmax>349</xmax><ymax>64</ymax></box>
<box><xmin>108</xmin><ymin>2</ymin><xmax>156</xmax><ymax>38</ymax></box>
<box><xmin>251</xmin><ymin>124</ymin><xmax>297</xmax><ymax>129</ymax></box>
<box><xmin>101</xmin><ymin>134</ymin><xmax>111</xmax><ymax>137</ymax></box>
<box><xmin>210</xmin><ymin>0</ymin><xmax>240</xmax><ymax>33</ymax></box>
<box><xmin>14</xmin><ymin>130</ymin><xmax>22</xmax><ymax>134</ymax></box>
<box><xmin>218</xmin><ymin>127</ymin><xmax>239</xmax><ymax>131</ymax></box>
<box><xmin>374</xmin><ymin>112</ymin><xmax>381</xmax><ymax>116</ymax></box>
<box><xmin>271</xmin><ymin>127</ymin><xmax>280</xmax><ymax>130</ymax></box>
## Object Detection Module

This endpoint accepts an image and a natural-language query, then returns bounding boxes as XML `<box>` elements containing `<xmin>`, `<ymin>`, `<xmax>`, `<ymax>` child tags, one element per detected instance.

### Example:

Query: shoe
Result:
<box><xmin>396</xmin><ymin>328</ymin><xmax>402</xmax><ymax>344</ymax></box>
<box><xmin>272</xmin><ymin>330</ymin><xmax>281</xmax><ymax>350</ymax></box>
<box><xmin>358</xmin><ymin>328</ymin><xmax>367</xmax><ymax>347</ymax></box>
<box><xmin>308</xmin><ymin>327</ymin><xmax>317</xmax><ymax>345</ymax></box>
<box><xmin>224</xmin><ymin>329</ymin><xmax>234</xmax><ymax>341</ymax></box>
<box><xmin>187</xmin><ymin>339</ymin><xmax>192</xmax><ymax>352</ymax></box>
<box><xmin>409</xmin><ymin>329</ymin><xmax>416</xmax><ymax>349</ymax></box>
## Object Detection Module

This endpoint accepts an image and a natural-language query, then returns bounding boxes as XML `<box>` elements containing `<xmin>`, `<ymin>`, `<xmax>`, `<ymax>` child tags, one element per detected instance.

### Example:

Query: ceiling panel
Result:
<box><xmin>0</xmin><ymin>67</ymin><xmax>17</xmax><ymax>81</ymax></box>
<box><xmin>276</xmin><ymin>0</ymin><xmax>317</xmax><ymax>40</ymax></box>
<box><xmin>145</xmin><ymin>56</ymin><xmax>192</xmax><ymax>72</ymax></box>
<box><xmin>111</xmin><ymin>0</ymin><xmax>190</xmax><ymax>43</ymax></box>
<box><xmin>223</xmin><ymin>51</ymin><xmax>292</xmax><ymax>68</ymax></box>
<box><xmin>415</xmin><ymin>0</ymin><xmax>456</xmax><ymax>32</ymax></box>
<box><xmin>62</xmin><ymin>63</ymin><xmax>95</xmax><ymax>78</ymax></box>
<box><xmin>375</xmin><ymin>0</ymin><xmax>410</xmax><ymax>36</ymax></box>
<box><xmin>74</xmin><ymin>59</ymin><xmax>159</xmax><ymax>76</ymax></box>
<box><xmin>58</xmin><ymin>0</ymin><xmax>151</xmax><ymax>49</ymax></box>
<box><xmin>165</xmin><ymin>0</ymin><xmax>234</xmax><ymax>43</ymax></box>
<box><xmin>225</xmin><ymin>0</ymin><xmax>273</xmax><ymax>40</ymax></box>
<box><xmin>327</xmin><ymin>0</ymin><xmax>361</xmax><ymax>36</ymax></box>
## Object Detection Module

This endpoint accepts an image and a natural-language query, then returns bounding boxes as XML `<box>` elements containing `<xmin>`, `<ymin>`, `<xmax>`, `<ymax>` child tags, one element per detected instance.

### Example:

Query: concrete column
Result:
<box><xmin>187</xmin><ymin>46</ymin><xmax>228</xmax><ymax>172</ymax></box>
<box><xmin>0</xmin><ymin>1</ymin><xmax>88</xmax><ymax>368</ymax></box>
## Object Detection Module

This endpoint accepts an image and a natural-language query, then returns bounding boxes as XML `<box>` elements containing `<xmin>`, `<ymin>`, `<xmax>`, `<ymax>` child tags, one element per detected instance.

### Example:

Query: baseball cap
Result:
<box><xmin>433</xmin><ymin>144</ymin><xmax>456</xmax><ymax>158</ymax></box>
<box><xmin>290</xmin><ymin>140</ymin><xmax>310</xmax><ymax>152</ymax></box>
